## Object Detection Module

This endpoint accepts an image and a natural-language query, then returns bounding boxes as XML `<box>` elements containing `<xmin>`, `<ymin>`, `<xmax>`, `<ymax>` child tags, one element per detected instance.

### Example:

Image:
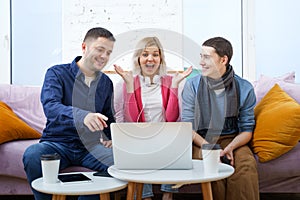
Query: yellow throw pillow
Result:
<box><xmin>0</xmin><ymin>101</ymin><xmax>41</xmax><ymax>144</ymax></box>
<box><xmin>252</xmin><ymin>84</ymin><xmax>300</xmax><ymax>162</ymax></box>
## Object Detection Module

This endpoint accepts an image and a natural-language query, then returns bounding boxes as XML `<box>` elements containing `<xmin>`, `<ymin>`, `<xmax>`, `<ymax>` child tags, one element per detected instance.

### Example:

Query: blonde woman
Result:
<box><xmin>114</xmin><ymin>37</ymin><xmax>192</xmax><ymax>200</ymax></box>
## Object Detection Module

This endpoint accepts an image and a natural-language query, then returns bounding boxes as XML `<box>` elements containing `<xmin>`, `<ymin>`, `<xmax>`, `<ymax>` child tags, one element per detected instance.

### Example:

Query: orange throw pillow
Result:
<box><xmin>252</xmin><ymin>84</ymin><xmax>300</xmax><ymax>162</ymax></box>
<box><xmin>0</xmin><ymin>101</ymin><xmax>41</xmax><ymax>144</ymax></box>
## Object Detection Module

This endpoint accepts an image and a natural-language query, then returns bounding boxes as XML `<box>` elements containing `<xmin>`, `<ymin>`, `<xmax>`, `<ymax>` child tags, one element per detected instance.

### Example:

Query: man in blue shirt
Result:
<box><xmin>181</xmin><ymin>37</ymin><xmax>259</xmax><ymax>200</ymax></box>
<box><xmin>23</xmin><ymin>27</ymin><xmax>116</xmax><ymax>200</ymax></box>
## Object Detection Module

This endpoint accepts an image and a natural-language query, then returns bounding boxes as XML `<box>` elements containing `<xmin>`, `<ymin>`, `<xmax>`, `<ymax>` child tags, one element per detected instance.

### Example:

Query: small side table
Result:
<box><xmin>108</xmin><ymin>160</ymin><xmax>234</xmax><ymax>200</ymax></box>
<box><xmin>32</xmin><ymin>172</ymin><xmax>127</xmax><ymax>200</ymax></box>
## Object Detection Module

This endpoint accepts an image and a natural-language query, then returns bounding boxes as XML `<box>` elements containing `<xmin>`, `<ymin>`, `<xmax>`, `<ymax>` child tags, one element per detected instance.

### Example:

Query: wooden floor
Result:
<box><xmin>1</xmin><ymin>193</ymin><xmax>300</xmax><ymax>200</ymax></box>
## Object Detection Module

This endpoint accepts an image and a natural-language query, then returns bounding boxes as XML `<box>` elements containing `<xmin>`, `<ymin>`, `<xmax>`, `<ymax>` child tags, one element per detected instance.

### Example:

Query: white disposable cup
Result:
<box><xmin>40</xmin><ymin>153</ymin><xmax>61</xmax><ymax>184</ymax></box>
<box><xmin>202</xmin><ymin>144</ymin><xmax>221</xmax><ymax>174</ymax></box>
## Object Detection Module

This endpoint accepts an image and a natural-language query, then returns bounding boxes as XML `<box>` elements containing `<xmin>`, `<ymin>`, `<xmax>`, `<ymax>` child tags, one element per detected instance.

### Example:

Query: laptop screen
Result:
<box><xmin>111</xmin><ymin>122</ymin><xmax>193</xmax><ymax>170</ymax></box>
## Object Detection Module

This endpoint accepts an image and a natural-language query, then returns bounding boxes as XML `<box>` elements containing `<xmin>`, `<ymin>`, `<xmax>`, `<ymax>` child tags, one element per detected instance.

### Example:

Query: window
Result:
<box><xmin>3</xmin><ymin>0</ymin><xmax>300</xmax><ymax>85</ymax></box>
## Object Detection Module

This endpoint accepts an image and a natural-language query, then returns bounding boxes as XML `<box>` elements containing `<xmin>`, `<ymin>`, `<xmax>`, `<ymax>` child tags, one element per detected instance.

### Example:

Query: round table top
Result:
<box><xmin>108</xmin><ymin>160</ymin><xmax>234</xmax><ymax>185</ymax></box>
<box><xmin>31</xmin><ymin>172</ymin><xmax>128</xmax><ymax>195</ymax></box>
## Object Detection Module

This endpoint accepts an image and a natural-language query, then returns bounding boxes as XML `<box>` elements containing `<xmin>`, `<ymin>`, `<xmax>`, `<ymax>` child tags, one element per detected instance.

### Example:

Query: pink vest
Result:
<box><xmin>123</xmin><ymin>75</ymin><xmax>179</xmax><ymax>122</ymax></box>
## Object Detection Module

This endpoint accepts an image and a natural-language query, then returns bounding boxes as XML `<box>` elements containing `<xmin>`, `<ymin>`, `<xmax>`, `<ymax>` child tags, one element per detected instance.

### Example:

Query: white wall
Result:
<box><xmin>62</xmin><ymin>0</ymin><xmax>183</xmax><ymax>70</ymax></box>
<box><xmin>255</xmin><ymin>0</ymin><xmax>300</xmax><ymax>82</ymax></box>
<box><xmin>62</xmin><ymin>0</ymin><xmax>242</xmax><ymax>74</ymax></box>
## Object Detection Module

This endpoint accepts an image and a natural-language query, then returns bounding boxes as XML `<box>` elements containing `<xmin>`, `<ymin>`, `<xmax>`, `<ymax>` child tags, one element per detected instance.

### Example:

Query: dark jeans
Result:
<box><xmin>23</xmin><ymin>141</ymin><xmax>113</xmax><ymax>200</ymax></box>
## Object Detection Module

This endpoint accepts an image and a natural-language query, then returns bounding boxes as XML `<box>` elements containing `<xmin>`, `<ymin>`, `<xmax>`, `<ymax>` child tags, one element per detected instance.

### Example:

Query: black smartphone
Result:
<box><xmin>221</xmin><ymin>155</ymin><xmax>231</xmax><ymax>165</ymax></box>
<box><xmin>93</xmin><ymin>171</ymin><xmax>112</xmax><ymax>177</ymax></box>
<box><xmin>58</xmin><ymin>173</ymin><xmax>92</xmax><ymax>184</ymax></box>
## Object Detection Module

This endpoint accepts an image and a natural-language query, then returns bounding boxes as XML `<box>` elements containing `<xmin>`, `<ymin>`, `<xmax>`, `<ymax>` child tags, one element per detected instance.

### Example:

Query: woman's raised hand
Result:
<box><xmin>114</xmin><ymin>64</ymin><xmax>134</xmax><ymax>93</ymax></box>
<box><xmin>171</xmin><ymin>66</ymin><xmax>193</xmax><ymax>88</ymax></box>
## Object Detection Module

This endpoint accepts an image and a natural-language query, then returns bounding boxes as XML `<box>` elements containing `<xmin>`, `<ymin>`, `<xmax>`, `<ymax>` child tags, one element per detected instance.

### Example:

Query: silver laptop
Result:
<box><xmin>111</xmin><ymin>122</ymin><xmax>193</xmax><ymax>170</ymax></box>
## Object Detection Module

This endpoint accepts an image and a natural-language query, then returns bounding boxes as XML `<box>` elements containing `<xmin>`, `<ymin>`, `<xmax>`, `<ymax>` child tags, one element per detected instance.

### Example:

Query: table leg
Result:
<box><xmin>52</xmin><ymin>194</ymin><xmax>66</xmax><ymax>200</ymax></box>
<box><xmin>201</xmin><ymin>182</ymin><xmax>213</xmax><ymax>200</ymax></box>
<box><xmin>135</xmin><ymin>183</ymin><xmax>143</xmax><ymax>200</ymax></box>
<box><xmin>126</xmin><ymin>182</ymin><xmax>136</xmax><ymax>200</ymax></box>
<box><xmin>114</xmin><ymin>191</ymin><xmax>123</xmax><ymax>200</ymax></box>
<box><xmin>100</xmin><ymin>193</ymin><xmax>111</xmax><ymax>200</ymax></box>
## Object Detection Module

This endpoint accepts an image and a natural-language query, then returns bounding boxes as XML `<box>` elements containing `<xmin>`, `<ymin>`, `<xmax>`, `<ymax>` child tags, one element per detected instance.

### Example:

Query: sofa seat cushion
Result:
<box><xmin>0</xmin><ymin>139</ymin><xmax>94</xmax><ymax>179</ymax></box>
<box><xmin>256</xmin><ymin>142</ymin><xmax>300</xmax><ymax>193</ymax></box>
<box><xmin>0</xmin><ymin>139</ymin><xmax>39</xmax><ymax>179</ymax></box>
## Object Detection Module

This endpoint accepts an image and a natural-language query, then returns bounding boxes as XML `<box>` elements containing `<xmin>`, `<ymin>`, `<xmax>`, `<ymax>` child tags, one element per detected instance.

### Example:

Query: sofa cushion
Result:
<box><xmin>252</xmin><ymin>84</ymin><xmax>300</xmax><ymax>162</ymax></box>
<box><xmin>0</xmin><ymin>139</ymin><xmax>93</xmax><ymax>179</ymax></box>
<box><xmin>0</xmin><ymin>84</ymin><xmax>46</xmax><ymax>133</ymax></box>
<box><xmin>0</xmin><ymin>102</ymin><xmax>41</xmax><ymax>144</ymax></box>
<box><xmin>256</xmin><ymin>142</ymin><xmax>300</xmax><ymax>192</ymax></box>
<box><xmin>251</xmin><ymin>71</ymin><xmax>295</xmax><ymax>88</ymax></box>
<box><xmin>0</xmin><ymin>139</ymin><xmax>40</xmax><ymax>179</ymax></box>
<box><xmin>254</xmin><ymin>72</ymin><xmax>300</xmax><ymax>104</ymax></box>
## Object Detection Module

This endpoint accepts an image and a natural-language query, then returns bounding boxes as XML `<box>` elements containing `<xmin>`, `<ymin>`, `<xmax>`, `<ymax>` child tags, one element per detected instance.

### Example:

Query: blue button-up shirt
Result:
<box><xmin>40</xmin><ymin>56</ymin><xmax>115</xmax><ymax>148</ymax></box>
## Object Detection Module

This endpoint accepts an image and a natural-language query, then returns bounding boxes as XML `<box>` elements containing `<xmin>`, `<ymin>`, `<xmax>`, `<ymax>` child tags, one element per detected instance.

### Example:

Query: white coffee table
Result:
<box><xmin>108</xmin><ymin>159</ymin><xmax>234</xmax><ymax>200</ymax></box>
<box><xmin>31</xmin><ymin>172</ymin><xmax>128</xmax><ymax>200</ymax></box>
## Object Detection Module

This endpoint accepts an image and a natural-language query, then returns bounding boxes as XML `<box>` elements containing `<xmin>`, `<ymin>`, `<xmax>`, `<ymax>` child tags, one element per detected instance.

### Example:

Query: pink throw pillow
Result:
<box><xmin>252</xmin><ymin>72</ymin><xmax>295</xmax><ymax>97</ymax></box>
<box><xmin>0</xmin><ymin>84</ymin><xmax>46</xmax><ymax>133</ymax></box>
<box><xmin>255</xmin><ymin>73</ymin><xmax>300</xmax><ymax>104</ymax></box>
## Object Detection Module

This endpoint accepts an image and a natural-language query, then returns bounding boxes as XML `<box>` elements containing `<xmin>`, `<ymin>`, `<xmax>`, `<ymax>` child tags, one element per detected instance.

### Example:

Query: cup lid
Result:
<box><xmin>202</xmin><ymin>143</ymin><xmax>221</xmax><ymax>150</ymax></box>
<box><xmin>40</xmin><ymin>153</ymin><xmax>60</xmax><ymax>160</ymax></box>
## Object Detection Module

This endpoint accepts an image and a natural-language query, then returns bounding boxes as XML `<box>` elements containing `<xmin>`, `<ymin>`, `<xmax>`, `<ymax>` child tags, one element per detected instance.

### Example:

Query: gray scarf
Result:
<box><xmin>194</xmin><ymin>65</ymin><xmax>239</xmax><ymax>137</ymax></box>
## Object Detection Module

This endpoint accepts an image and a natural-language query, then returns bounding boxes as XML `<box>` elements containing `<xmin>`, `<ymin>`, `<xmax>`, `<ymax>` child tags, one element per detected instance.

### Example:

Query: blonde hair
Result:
<box><xmin>132</xmin><ymin>37</ymin><xmax>167</xmax><ymax>76</ymax></box>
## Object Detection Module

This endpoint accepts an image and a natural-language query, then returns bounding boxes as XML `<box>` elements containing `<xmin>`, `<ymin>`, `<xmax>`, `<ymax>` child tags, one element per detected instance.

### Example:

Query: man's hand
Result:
<box><xmin>220</xmin><ymin>146</ymin><xmax>234</xmax><ymax>166</ymax></box>
<box><xmin>101</xmin><ymin>140</ymin><xmax>113</xmax><ymax>148</ymax></box>
<box><xmin>84</xmin><ymin>113</ymin><xmax>108</xmax><ymax>132</ymax></box>
<box><xmin>192</xmin><ymin>130</ymin><xmax>209</xmax><ymax>147</ymax></box>
<box><xmin>220</xmin><ymin>132</ymin><xmax>253</xmax><ymax>166</ymax></box>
